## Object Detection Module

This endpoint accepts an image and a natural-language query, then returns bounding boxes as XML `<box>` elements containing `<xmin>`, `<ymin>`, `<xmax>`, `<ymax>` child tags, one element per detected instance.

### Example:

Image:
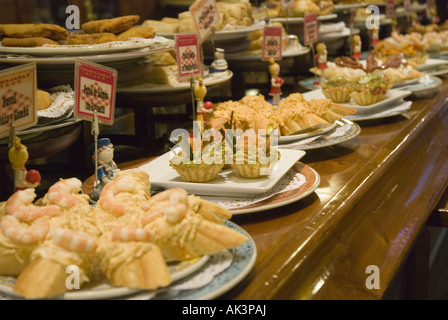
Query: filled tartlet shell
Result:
<box><xmin>350</xmin><ymin>91</ymin><xmax>387</xmax><ymax>106</ymax></box>
<box><xmin>322</xmin><ymin>87</ymin><xmax>352</xmax><ymax>103</ymax></box>
<box><xmin>171</xmin><ymin>163</ymin><xmax>225</xmax><ymax>182</ymax></box>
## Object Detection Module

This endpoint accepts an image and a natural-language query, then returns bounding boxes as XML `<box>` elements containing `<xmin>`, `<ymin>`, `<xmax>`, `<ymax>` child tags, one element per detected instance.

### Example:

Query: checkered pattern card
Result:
<box><xmin>0</xmin><ymin>63</ymin><xmax>37</xmax><ymax>139</ymax></box>
<box><xmin>189</xmin><ymin>0</ymin><xmax>219</xmax><ymax>43</ymax></box>
<box><xmin>74</xmin><ymin>59</ymin><xmax>117</xmax><ymax>126</ymax></box>
<box><xmin>175</xmin><ymin>33</ymin><xmax>202</xmax><ymax>78</ymax></box>
<box><xmin>262</xmin><ymin>26</ymin><xmax>283</xmax><ymax>61</ymax></box>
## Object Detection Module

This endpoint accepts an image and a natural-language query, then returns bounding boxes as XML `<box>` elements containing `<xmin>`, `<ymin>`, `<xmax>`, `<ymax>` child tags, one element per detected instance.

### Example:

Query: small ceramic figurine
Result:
<box><xmin>194</xmin><ymin>78</ymin><xmax>213</xmax><ymax>122</ymax></box>
<box><xmin>268</xmin><ymin>58</ymin><xmax>284</xmax><ymax>108</ymax></box>
<box><xmin>88</xmin><ymin>138</ymin><xmax>119</xmax><ymax>199</ymax></box>
<box><xmin>210</xmin><ymin>48</ymin><xmax>228</xmax><ymax>73</ymax></box>
<box><xmin>352</xmin><ymin>34</ymin><xmax>362</xmax><ymax>61</ymax></box>
<box><xmin>315</xmin><ymin>42</ymin><xmax>328</xmax><ymax>85</ymax></box>
<box><xmin>8</xmin><ymin>137</ymin><xmax>41</xmax><ymax>192</ymax></box>
<box><xmin>370</xmin><ymin>26</ymin><xmax>379</xmax><ymax>48</ymax></box>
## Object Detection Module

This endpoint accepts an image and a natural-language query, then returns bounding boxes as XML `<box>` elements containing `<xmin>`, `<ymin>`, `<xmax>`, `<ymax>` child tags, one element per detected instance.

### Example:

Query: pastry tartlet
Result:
<box><xmin>170</xmin><ymin>138</ymin><xmax>224</xmax><ymax>183</ymax></box>
<box><xmin>321</xmin><ymin>76</ymin><xmax>354</xmax><ymax>103</ymax></box>
<box><xmin>350</xmin><ymin>74</ymin><xmax>392</xmax><ymax>106</ymax></box>
<box><xmin>232</xmin><ymin>130</ymin><xmax>280</xmax><ymax>179</ymax></box>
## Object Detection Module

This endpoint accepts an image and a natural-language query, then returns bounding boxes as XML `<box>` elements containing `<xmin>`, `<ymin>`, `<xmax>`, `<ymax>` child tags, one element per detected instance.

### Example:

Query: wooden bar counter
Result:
<box><xmin>218</xmin><ymin>78</ymin><xmax>448</xmax><ymax>300</ymax></box>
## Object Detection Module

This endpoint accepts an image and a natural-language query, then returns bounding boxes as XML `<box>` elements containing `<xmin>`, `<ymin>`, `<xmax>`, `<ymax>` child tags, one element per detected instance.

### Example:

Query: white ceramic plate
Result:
<box><xmin>117</xmin><ymin>70</ymin><xmax>232</xmax><ymax>94</ymax></box>
<box><xmin>397</xmin><ymin>75</ymin><xmax>443</xmax><ymax>94</ymax></box>
<box><xmin>345</xmin><ymin>100</ymin><xmax>412</xmax><ymax>122</ymax></box>
<box><xmin>158</xmin><ymin>24</ymin><xmax>264</xmax><ymax>42</ymax></box>
<box><xmin>0</xmin><ymin>255</ymin><xmax>209</xmax><ymax>300</ymax></box>
<box><xmin>303</xmin><ymin>88</ymin><xmax>412</xmax><ymax>112</ymax></box>
<box><xmin>271</xmin><ymin>13</ymin><xmax>337</xmax><ymax>24</ymax></box>
<box><xmin>135</xmin><ymin>149</ymin><xmax>306</xmax><ymax>197</ymax></box>
<box><xmin>278</xmin><ymin>122</ymin><xmax>337</xmax><ymax>144</ymax></box>
<box><xmin>0</xmin><ymin>37</ymin><xmax>173</xmax><ymax>57</ymax></box>
<box><xmin>416</xmin><ymin>58</ymin><xmax>448</xmax><ymax>71</ymax></box>
<box><xmin>202</xmin><ymin>163</ymin><xmax>320</xmax><ymax>215</ymax></box>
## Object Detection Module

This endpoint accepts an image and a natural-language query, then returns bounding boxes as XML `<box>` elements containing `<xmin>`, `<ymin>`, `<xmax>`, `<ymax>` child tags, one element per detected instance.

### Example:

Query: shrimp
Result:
<box><xmin>5</xmin><ymin>189</ymin><xmax>59</xmax><ymax>223</ymax></box>
<box><xmin>110</xmin><ymin>225</ymin><xmax>153</xmax><ymax>242</ymax></box>
<box><xmin>51</xmin><ymin>228</ymin><xmax>98</xmax><ymax>253</ymax></box>
<box><xmin>0</xmin><ymin>215</ymin><xmax>49</xmax><ymax>245</ymax></box>
<box><xmin>98</xmin><ymin>177</ymin><xmax>137</xmax><ymax>216</ymax></box>
<box><xmin>47</xmin><ymin>178</ymin><xmax>86</xmax><ymax>209</ymax></box>
<box><xmin>141</xmin><ymin>203</ymin><xmax>188</xmax><ymax>226</ymax></box>
<box><xmin>143</xmin><ymin>188</ymin><xmax>188</xmax><ymax>210</ymax></box>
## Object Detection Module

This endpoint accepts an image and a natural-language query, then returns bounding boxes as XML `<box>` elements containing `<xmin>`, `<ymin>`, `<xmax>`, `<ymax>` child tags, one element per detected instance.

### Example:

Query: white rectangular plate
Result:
<box><xmin>303</xmin><ymin>88</ymin><xmax>412</xmax><ymax>113</ymax></box>
<box><xmin>135</xmin><ymin>149</ymin><xmax>306</xmax><ymax>197</ymax></box>
<box><xmin>416</xmin><ymin>58</ymin><xmax>448</xmax><ymax>71</ymax></box>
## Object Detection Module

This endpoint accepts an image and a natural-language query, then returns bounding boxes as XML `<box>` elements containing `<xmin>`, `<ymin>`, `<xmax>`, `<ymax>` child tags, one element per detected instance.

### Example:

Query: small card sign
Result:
<box><xmin>0</xmin><ymin>63</ymin><xmax>37</xmax><ymax>139</ymax></box>
<box><xmin>190</xmin><ymin>0</ymin><xmax>219</xmax><ymax>43</ymax></box>
<box><xmin>74</xmin><ymin>59</ymin><xmax>117</xmax><ymax>125</ymax></box>
<box><xmin>386</xmin><ymin>0</ymin><xmax>395</xmax><ymax>19</ymax></box>
<box><xmin>262</xmin><ymin>26</ymin><xmax>283</xmax><ymax>61</ymax></box>
<box><xmin>175</xmin><ymin>33</ymin><xmax>202</xmax><ymax>78</ymax></box>
<box><xmin>403</xmin><ymin>0</ymin><xmax>412</xmax><ymax>15</ymax></box>
<box><xmin>304</xmin><ymin>13</ymin><xmax>318</xmax><ymax>45</ymax></box>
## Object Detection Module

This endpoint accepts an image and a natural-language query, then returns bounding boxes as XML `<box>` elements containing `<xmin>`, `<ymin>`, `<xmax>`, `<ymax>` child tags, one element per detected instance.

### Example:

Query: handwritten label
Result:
<box><xmin>0</xmin><ymin>63</ymin><xmax>37</xmax><ymax>139</ymax></box>
<box><xmin>175</xmin><ymin>33</ymin><xmax>202</xmax><ymax>78</ymax></box>
<box><xmin>190</xmin><ymin>0</ymin><xmax>219</xmax><ymax>43</ymax></box>
<box><xmin>74</xmin><ymin>59</ymin><xmax>117</xmax><ymax>125</ymax></box>
<box><xmin>386</xmin><ymin>0</ymin><xmax>395</xmax><ymax>19</ymax></box>
<box><xmin>262</xmin><ymin>26</ymin><xmax>283</xmax><ymax>61</ymax></box>
<box><xmin>304</xmin><ymin>13</ymin><xmax>318</xmax><ymax>45</ymax></box>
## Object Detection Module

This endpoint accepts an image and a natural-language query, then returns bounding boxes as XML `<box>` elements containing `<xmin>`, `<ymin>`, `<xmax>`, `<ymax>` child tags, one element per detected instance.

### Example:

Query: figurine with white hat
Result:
<box><xmin>88</xmin><ymin>137</ymin><xmax>119</xmax><ymax>200</ymax></box>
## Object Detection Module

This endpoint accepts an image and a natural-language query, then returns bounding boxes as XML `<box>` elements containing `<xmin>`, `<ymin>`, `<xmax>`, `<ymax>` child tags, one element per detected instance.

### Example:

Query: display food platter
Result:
<box><xmin>0</xmin><ymin>254</ymin><xmax>208</xmax><ymax>300</ymax></box>
<box><xmin>135</xmin><ymin>149</ymin><xmax>306</xmax><ymax>197</ymax></box>
<box><xmin>345</xmin><ymin>100</ymin><xmax>412</xmax><ymax>122</ymax></box>
<box><xmin>397</xmin><ymin>75</ymin><xmax>443</xmax><ymax>94</ymax></box>
<box><xmin>158</xmin><ymin>24</ymin><xmax>264</xmax><ymax>42</ymax></box>
<box><xmin>278</xmin><ymin>118</ymin><xmax>361</xmax><ymax>151</ymax></box>
<box><xmin>117</xmin><ymin>70</ymin><xmax>233</xmax><ymax>94</ymax></box>
<box><xmin>0</xmin><ymin>36</ymin><xmax>173</xmax><ymax>57</ymax></box>
<box><xmin>224</xmin><ymin>36</ymin><xmax>310</xmax><ymax>61</ymax></box>
<box><xmin>278</xmin><ymin>122</ymin><xmax>337</xmax><ymax>144</ymax></box>
<box><xmin>0</xmin><ymin>221</ymin><xmax>256</xmax><ymax>300</ymax></box>
<box><xmin>201</xmin><ymin>163</ymin><xmax>320</xmax><ymax>215</ymax></box>
<box><xmin>303</xmin><ymin>88</ymin><xmax>412</xmax><ymax>112</ymax></box>
<box><xmin>416</xmin><ymin>58</ymin><xmax>448</xmax><ymax>73</ymax></box>
<box><xmin>271</xmin><ymin>13</ymin><xmax>337</xmax><ymax>24</ymax></box>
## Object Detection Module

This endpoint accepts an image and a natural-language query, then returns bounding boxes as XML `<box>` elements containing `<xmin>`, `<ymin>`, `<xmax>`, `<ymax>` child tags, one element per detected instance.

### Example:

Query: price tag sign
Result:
<box><xmin>74</xmin><ymin>59</ymin><xmax>117</xmax><ymax>125</ymax></box>
<box><xmin>0</xmin><ymin>63</ymin><xmax>37</xmax><ymax>139</ymax></box>
<box><xmin>262</xmin><ymin>26</ymin><xmax>283</xmax><ymax>61</ymax></box>
<box><xmin>190</xmin><ymin>0</ymin><xmax>219</xmax><ymax>43</ymax></box>
<box><xmin>386</xmin><ymin>0</ymin><xmax>395</xmax><ymax>19</ymax></box>
<box><xmin>304</xmin><ymin>13</ymin><xmax>318</xmax><ymax>45</ymax></box>
<box><xmin>403</xmin><ymin>0</ymin><xmax>412</xmax><ymax>15</ymax></box>
<box><xmin>175</xmin><ymin>33</ymin><xmax>202</xmax><ymax>78</ymax></box>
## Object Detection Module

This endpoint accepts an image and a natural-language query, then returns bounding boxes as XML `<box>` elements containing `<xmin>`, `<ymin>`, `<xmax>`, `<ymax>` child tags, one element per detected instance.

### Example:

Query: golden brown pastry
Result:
<box><xmin>81</xmin><ymin>15</ymin><xmax>140</xmax><ymax>34</ymax></box>
<box><xmin>37</xmin><ymin>90</ymin><xmax>52</xmax><ymax>111</ymax></box>
<box><xmin>117</xmin><ymin>26</ymin><xmax>156</xmax><ymax>41</ymax></box>
<box><xmin>0</xmin><ymin>23</ymin><xmax>68</xmax><ymax>40</ymax></box>
<box><xmin>1</xmin><ymin>37</ymin><xmax>60</xmax><ymax>47</ymax></box>
<box><xmin>66</xmin><ymin>33</ymin><xmax>118</xmax><ymax>45</ymax></box>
